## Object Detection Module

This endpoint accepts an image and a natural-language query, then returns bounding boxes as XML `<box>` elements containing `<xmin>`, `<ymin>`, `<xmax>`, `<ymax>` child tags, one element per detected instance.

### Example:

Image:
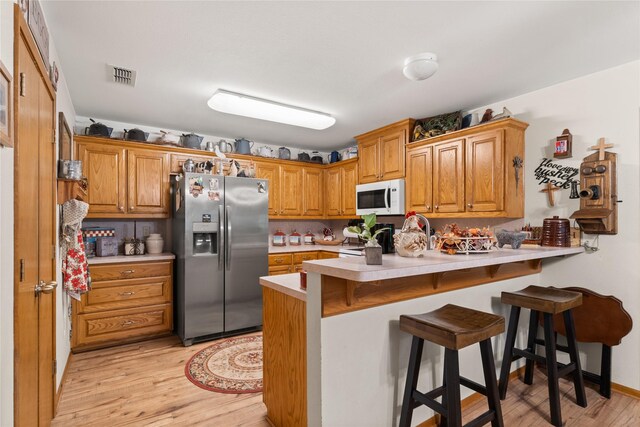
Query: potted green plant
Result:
<box><xmin>347</xmin><ymin>213</ymin><xmax>388</xmax><ymax>265</ymax></box>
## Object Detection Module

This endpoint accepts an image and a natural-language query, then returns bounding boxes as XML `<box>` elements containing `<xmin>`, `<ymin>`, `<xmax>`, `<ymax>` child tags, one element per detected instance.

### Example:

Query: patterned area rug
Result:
<box><xmin>185</xmin><ymin>333</ymin><xmax>263</xmax><ymax>394</ymax></box>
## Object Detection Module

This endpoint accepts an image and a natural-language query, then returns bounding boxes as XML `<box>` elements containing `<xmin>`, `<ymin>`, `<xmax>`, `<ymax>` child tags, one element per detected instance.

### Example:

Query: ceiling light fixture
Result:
<box><xmin>207</xmin><ymin>89</ymin><xmax>336</xmax><ymax>130</ymax></box>
<box><xmin>402</xmin><ymin>52</ymin><xmax>438</xmax><ymax>81</ymax></box>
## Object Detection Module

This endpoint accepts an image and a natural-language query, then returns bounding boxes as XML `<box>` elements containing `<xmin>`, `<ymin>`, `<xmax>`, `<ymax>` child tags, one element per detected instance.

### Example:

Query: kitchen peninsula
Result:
<box><xmin>260</xmin><ymin>246</ymin><xmax>583</xmax><ymax>426</ymax></box>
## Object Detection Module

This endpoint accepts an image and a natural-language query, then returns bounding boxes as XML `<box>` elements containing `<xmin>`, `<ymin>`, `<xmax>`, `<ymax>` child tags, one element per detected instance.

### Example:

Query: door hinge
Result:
<box><xmin>53</xmin><ymin>360</ymin><xmax>57</xmax><ymax>376</ymax></box>
<box><xmin>19</xmin><ymin>259</ymin><xmax>25</xmax><ymax>282</ymax></box>
<box><xmin>52</xmin><ymin>244</ymin><xmax>56</xmax><ymax>259</ymax></box>
<box><xmin>19</xmin><ymin>72</ymin><xmax>25</xmax><ymax>97</ymax></box>
<box><xmin>52</xmin><ymin>129</ymin><xmax>56</xmax><ymax>144</ymax></box>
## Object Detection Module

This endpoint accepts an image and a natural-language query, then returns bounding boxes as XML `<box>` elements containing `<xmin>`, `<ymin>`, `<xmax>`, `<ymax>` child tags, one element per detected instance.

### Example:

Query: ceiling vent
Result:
<box><xmin>109</xmin><ymin>64</ymin><xmax>137</xmax><ymax>87</ymax></box>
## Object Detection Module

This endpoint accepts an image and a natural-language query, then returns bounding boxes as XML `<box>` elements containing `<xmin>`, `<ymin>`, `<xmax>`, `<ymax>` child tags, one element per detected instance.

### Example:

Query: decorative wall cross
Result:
<box><xmin>590</xmin><ymin>138</ymin><xmax>613</xmax><ymax>161</ymax></box>
<box><xmin>540</xmin><ymin>182</ymin><xmax>561</xmax><ymax>207</ymax></box>
<box><xmin>513</xmin><ymin>156</ymin><xmax>523</xmax><ymax>194</ymax></box>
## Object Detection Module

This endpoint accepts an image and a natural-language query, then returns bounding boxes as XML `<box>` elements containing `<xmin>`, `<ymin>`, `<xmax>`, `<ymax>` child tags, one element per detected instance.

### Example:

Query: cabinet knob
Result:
<box><xmin>130</xmin><ymin>206</ymin><xmax>135</xmax><ymax>211</ymax></box>
<box><xmin>467</xmin><ymin>203</ymin><xmax>473</xmax><ymax>208</ymax></box>
<box><xmin>426</xmin><ymin>205</ymin><xmax>431</xmax><ymax>210</ymax></box>
<box><xmin>435</xmin><ymin>205</ymin><xmax>439</xmax><ymax>210</ymax></box>
<box><xmin>119</xmin><ymin>206</ymin><xmax>124</xmax><ymax>212</ymax></box>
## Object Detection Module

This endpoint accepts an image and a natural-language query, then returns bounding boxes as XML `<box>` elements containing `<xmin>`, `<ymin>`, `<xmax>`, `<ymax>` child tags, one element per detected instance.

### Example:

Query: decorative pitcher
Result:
<box><xmin>393</xmin><ymin>213</ymin><xmax>431</xmax><ymax>257</ymax></box>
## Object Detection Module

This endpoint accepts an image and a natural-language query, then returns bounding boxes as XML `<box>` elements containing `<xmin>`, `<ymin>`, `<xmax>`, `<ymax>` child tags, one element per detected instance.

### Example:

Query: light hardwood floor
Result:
<box><xmin>54</xmin><ymin>335</ymin><xmax>639</xmax><ymax>426</ymax></box>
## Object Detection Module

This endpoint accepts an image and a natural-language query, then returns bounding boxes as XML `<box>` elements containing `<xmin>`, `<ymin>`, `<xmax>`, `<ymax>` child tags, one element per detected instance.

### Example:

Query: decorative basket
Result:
<box><xmin>434</xmin><ymin>235</ymin><xmax>496</xmax><ymax>255</ymax></box>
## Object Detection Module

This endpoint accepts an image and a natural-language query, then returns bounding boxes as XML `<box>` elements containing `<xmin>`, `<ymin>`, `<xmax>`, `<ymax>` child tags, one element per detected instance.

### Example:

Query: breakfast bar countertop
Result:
<box><xmin>302</xmin><ymin>246</ymin><xmax>584</xmax><ymax>282</ymax></box>
<box><xmin>268</xmin><ymin>243</ymin><xmax>363</xmax><ymax>254</ymax></box>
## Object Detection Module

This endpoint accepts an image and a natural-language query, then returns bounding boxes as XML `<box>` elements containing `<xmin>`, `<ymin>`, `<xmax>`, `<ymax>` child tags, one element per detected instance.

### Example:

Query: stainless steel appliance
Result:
<box><xmin>173</xmin><ymin>173</ymin><xmax>269</xmax><ymax>346</ymax></box>
<box><xmin>355</xmin><ymin>178</ymin><xmax>405</xmax><ymax>216</ymax></box>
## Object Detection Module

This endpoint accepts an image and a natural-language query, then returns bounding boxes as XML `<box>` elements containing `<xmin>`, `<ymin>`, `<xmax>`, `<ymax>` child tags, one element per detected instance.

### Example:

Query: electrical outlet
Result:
<box><xmin>142</xmin><ymin>226</ymin><xmax>150</xmax><ymax>237</ymax></box>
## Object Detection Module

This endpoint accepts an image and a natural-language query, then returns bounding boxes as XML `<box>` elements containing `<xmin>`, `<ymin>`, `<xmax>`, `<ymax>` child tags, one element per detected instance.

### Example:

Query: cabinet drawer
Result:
<box><xmin>89</xmin><ymin>261</ymin><xmax>172</xmax><ymax>282</ymax></box>
<box><xmin>318</xmin><ymin>251</ymin><xmax>339</xmax><ymax>260</ymax></box>
<box><xmin>269</xmin><ymin>254</ymin><xmax>293</xmax><ymax>266</ymax></box>
<box><xmin>79</xmin><ymin>276</ymin><xmax>171</xmax><ymax>313</ymax></box>
<box><xmin>293</xmin><ymin>252</ymin><xmax>318</xmax><ymax>264</ymax></box>
<box><xmin>292</xmin><ymin>264</ymin><xmax>305</xmax><ymax>273</ymax></box>
<box><xmin>268</xmin><ymin>265</ymin><xmax>292</xmax><ymax>276</ymax></box>
<box><xmin>75</xmin><ymin>304</ymin><xmax>172</xmax><ymax>349</ymax></box>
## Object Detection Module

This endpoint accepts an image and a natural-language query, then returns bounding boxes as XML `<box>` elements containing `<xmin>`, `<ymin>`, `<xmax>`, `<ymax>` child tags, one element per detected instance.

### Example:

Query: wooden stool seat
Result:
<box><xmin>501</xmin><ymin>285</ymin><xmax>582</xmax><ymax>314</ymax></box>
<box><xmin>400</xmin><ymin>304</ymin><xmax>505</xmax><ymax>350</ymax></box>
<box><xmin>399</xmin><ymin>305</ymin><xmax>505</xmax><ymax>427</ymax></box>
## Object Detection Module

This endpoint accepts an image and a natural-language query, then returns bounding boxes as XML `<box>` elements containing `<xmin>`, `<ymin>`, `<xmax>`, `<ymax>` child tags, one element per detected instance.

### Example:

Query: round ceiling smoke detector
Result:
<box><xmin>403</xmin><ymin>52</ymin><xmax>438</xmax><ymax>81</ymax></box>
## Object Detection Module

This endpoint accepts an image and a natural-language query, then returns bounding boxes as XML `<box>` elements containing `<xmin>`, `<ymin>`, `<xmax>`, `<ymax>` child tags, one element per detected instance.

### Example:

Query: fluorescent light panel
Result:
<box><xmin>207</xmin><ymin>89</ymin><xmax>336</xmax><ymax>130</ymax></box>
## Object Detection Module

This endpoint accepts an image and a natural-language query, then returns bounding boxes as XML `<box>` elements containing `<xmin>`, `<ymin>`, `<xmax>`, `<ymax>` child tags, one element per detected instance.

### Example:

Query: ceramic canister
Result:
<box><xmin>146</xmin><ymin>233</ymin><xmax>164</xmax><ymax>254</ymax></box>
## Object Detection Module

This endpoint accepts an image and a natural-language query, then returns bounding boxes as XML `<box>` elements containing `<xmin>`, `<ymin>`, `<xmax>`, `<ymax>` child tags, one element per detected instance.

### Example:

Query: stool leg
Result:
<box><xmin>444</xmin><ymin>348</ymin><xmax>462</xmax><ymax>427</ymax></box>
<box><xmin>524</xmin><ymin>310</ymin><xmax>539</xmax><ymax>385</ymax></box>
<box><xmin>498</xmin><ymin>305</ymin><xmax>521</xmax><ymax>399</ymax></box>
<box><xmin>600</xmin><ymin>345</ymin><xmax>612</xmax><ymax>399</ymax></box>
<box><xmin>543</xmin><ymin>313</ymin><xmax>562</xmax><ymax>427</ymax></box>
<box><xmin>439</xmin><ymin>354</ymin><xmax>448</xmax><ymax>427</ymax></box>
<box><xmin>399</xmin><ymin>336</ymin><xmax>424</xmax><ymax>427</ymax></box>
<box><xmin>480</xmin><ymin>338</ymin><xmax>504</xmax><ymax>427</ymax></box>
<box><xmin>563</xmin><ymin>309</ymin><xmax>587</xmax><ymax>407</ymax></box>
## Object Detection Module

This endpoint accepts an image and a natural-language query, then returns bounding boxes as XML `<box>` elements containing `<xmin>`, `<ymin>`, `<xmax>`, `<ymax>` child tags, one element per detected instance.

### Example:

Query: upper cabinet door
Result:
<box><xmin>379</xmin><ymin>129</ymin><xmax>406</xmax><ymax>180</ymax></box>
<box><xmin>406</xmin><ymin>145</ymin><xmax>433</xmax><ymax>214</ymax></box>
<box><xmin>303</xmin><ymin>167</ymin><xmax>324</xmax><ymax>217</ymax></box>
<box><xmin>255</xmin><ymin>162</ymin><xmax>281</xmax><ymax>216</ymax></box>
<box><xmin>358</xmin><ymin>136</ymin><xmax>379</xmax><ymax>184</ymax></box>
<box><xmin>433</xmin><ymin>139</ymin><xmax>465</xmax><ymax>213</ymax></box>
<box><xmin>127</xmin><ymin>149</ymin><xmax>170</xmax><ymax>216</ymax></box>
<box><xmin>280</xmin><ymin>165</ymin><xmax>303</xmax><ymax>216</ymax></box>
<box><xmin>341</xmin><ymin>162</ymin><xmax>358</xmax><ymax>216</ymax></box>
<box><xmin>465</xmin><ymin>130</ymin><xmax>504</xmax><ymax>212</ymax></box>
<box><xmin>77</xmin><ymin>141</ymin><xmax>127</xmax><ymax>216</ymax></box>
<box><xmin>324</xmin><ymin>167</ymin><xmax>342</xmax><ymax>217</ymax></box>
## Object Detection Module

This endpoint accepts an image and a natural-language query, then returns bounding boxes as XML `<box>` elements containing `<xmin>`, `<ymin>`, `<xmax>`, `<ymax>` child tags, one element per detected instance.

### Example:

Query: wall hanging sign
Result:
<box><xmin>534</xmin><ymin>158</ymin><xmax>579</xmax><ymax>189</ymax></box>
<box><xmin>554</xmin><ymin>128</ymin><xmax>572</xmax><ymax>158</ymax></box>
<box><xmin>0</xmin><ymin>60</ymin><xmax>12</xmax><ymax>148</ymax></box>
<box><xmin>28</xmin><ymin>0</ymin><xmax>50</xmax><ymax>66</ymax></box>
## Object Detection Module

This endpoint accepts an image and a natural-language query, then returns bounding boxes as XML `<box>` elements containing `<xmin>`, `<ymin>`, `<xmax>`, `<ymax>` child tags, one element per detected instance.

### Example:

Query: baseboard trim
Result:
<box><xmin>54</xmin><ymin>353</ymin><xmax>73</xmax><ymax>416</ymax></box>
<box><xmin>611</xmin><ymin>382</ymin><xmax>640</xmax><ymax>399</ymax></box>
<box><xmin>416</xmin><ymin>366</ymin><xmax>525</xmax><ymax>427</ymax></box>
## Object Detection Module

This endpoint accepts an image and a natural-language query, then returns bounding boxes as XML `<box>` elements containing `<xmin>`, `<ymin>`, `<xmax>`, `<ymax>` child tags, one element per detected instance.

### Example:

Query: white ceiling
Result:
<box><xmin>43</xmin><ymin>1</ymin><xmax>639</xmax><ymax>150</ymax></box>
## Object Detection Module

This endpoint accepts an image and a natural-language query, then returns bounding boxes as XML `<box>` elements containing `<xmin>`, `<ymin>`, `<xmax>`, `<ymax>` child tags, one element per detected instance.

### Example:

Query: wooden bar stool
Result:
<box><xmin>498</xmin><ymin>285</ymin><xmax>587</xmax><ymax>427</ymax></box>
<box><xmin>399</xmin><ymin>304</ymin><xmax>505</xmax><ymax>427</ymax></box>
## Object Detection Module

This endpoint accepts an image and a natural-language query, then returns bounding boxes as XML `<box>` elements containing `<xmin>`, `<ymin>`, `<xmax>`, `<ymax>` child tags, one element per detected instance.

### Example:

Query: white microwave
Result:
<box><xmin>355</xmin><ymin>179</ymin><xmax>405</xmax><ymax>216</ymax></box>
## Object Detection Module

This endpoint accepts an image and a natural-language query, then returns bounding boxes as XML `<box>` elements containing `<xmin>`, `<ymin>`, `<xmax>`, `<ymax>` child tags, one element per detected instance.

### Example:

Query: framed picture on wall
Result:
<box><xmin>59</xmin><ymin>112</ymin><xmax>72</xmax><ymax>160</ymax></box>
<box><xmin>0</xmin><ymin>60</ymin><xmax>13</xmax><ymax>148</ymax></box>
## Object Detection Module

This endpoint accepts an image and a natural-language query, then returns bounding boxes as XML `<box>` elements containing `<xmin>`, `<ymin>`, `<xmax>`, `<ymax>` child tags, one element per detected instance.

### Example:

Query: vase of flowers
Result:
<box><xmin>347</xmin><ymin>213</ymin><xmax>388</xmax><ymax>265</ymax></box>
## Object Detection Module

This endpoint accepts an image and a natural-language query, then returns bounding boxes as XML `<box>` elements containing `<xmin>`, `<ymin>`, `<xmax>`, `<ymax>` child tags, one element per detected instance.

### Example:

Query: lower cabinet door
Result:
<box><xmin>268</xmin><ymin>265</ymin><xmax>292</xmax><ymax>276</ymax></box>
<box><xmin>74</xmin><ymin>304</ymin><xmax>172</xmax><ymax>350</ymax></box>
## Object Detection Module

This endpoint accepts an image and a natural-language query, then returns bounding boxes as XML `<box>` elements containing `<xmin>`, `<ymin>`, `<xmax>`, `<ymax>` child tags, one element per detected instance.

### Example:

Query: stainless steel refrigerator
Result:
<box><xmin>173</xmin><ymin>173</ymin><xmax>268</xmax><ymax>346</ymax></box>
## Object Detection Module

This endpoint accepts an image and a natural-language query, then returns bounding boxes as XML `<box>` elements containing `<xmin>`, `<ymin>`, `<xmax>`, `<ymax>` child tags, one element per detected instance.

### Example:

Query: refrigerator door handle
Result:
<box><xmin>225</xmin><ymin>205</ymin><xmax>231</xmax><ymax>271</ymax></box>
<box><xmin>218</xmin><ymin>204</ymin><xmax>223</xmax><ymax>270</ymax></box>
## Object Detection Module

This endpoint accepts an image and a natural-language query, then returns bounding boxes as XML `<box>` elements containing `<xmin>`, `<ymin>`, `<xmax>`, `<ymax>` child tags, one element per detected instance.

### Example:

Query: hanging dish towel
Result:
<box><xmin>61</xmin><ymin>199</ymin><xmax>90</xmax><ymax>300</ymax></box>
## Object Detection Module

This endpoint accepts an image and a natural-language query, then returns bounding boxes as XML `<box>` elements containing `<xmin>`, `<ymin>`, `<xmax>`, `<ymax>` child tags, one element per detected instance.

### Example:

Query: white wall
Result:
<box><xmin>0</xmin><ymin>1</ymin><xmax>15</xmax><ymax>425</ymax></box>
<box><xmin>469</xmin><ymin>61</ymin><xmax>640</xmax><ymax>390</ymax></box>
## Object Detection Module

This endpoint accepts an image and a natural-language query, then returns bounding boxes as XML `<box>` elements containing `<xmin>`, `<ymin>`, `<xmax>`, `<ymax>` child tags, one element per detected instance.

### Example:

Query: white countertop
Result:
<box><xmin>87</xmin><ymin>253</ymin><xmax>175</xmax><ymax>265</ymax></box>
<box><xmin>260</xmin><ymin>273</ymin><xmax>306</xmax><ymax>301</ymax></box>
<box><xmin>268</xmin><ymin>244</ymin><xmax>363</xmax><ymax>254</ymax></box>
<box><xmin>302</xmin><ymin>246</ymin><xmax>584</xmax><ymax>282</ymax></box>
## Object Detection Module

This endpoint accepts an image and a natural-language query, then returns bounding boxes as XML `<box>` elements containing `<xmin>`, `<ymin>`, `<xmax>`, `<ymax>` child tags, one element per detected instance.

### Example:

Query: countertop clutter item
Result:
<box><xmin>82</xmin><ymin>227</ymin><xmax>115</xmax><ymax>258</ymax></box>
<box><xmin>278</xmin><ymin>147</ymin><xmax>291</xmax><ymax>160</ymax></box>
<box><xmin>289</xmin><ymin>230</ymin><xmax>301</xmax><ymax>246</ymax></box>
<box><xmin>124</xmin><ymin>238</ymin><xmax>145</xmax><ymax>255</ymax></box>
<box><xmin>95</xmin><ymin>236</ymin><xmax>118</xmax><ymax>257</ymax></box>
<box><xmin>86</xmin><ymin>118</ymin><xmax>112</xmax><ymax>137</ymax></box>
<box><xmin>58</xmin><ymin>159</ymin><xmax>83</xmax><ymax>180</ymax></box>
<box><xmin>541</xmin><ymin>216</ymin><xmax>571</xmax><ymax>247</ymax></box>
<box><xmin>310</xmin><ymin>151</ymin><xmax>323</xmax><ymax>163</ymax></box>
<box><xmin>299</xmin><ymin>270</ymin><xmax>307</xmax><ymax>291</ymax></box>
<box><xmin>496</xmin><ymin>230</ymin><xmax>527</xmax><ymax>249</ymax></box>
<box><xmin>145</xmin><ymin>233</ymin><xmax>164</xmax><ymax>254</ymax></box>
<box><xmin>304</xmin><ymin>231</ymin><xmax>315</xmax><ymax>245</ymax></box>
<box><xmin>124</xmin><ymin>128</ymin><xmax>148</xmax><ymax>141</ymax></box>
<box><xmin>272</xmin><ymin>229</ymin><xmax>286</xmax><ymax>246</ymax></box>
<box><xmin>234</xmin><ymin>137</ymin><xmax>254</xmax><ymax>154</ymax></box>
<box><xmin>328</xmin><ymin>151</ymin><xmax>341</xmax><ymax>163</ymax></box>
<box><xmin>394</xmin><ymin>213</ymin><xmax>430</xmax><ymax>257</ymax></box>
<box><xmin>434</xmin><ymin>223</ymin><xmax>495</xmax><ymax>254</ymax></box>
<box><xmin>181</xmin><ymin>133</ymin><xmax>204</xmax><ymax>149</ymax></box>
<box><xmin>298</xmin><ymin>151</ymin><xmax>310</xmax><ymax>161</ymax></box>
<box><xmin>182</xmin><ymin>158</ymin><xmax>196</xmax><ymax>173</ymax></box>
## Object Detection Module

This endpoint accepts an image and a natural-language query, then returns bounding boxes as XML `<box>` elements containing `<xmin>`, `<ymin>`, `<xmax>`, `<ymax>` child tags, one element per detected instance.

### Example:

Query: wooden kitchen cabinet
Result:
<box><xmin>77</xmin><ymin>141</ymin><xmax>127</xmax><ymax>215</ymax></box>
<box><xmin>72</xmin><ymin>259</ymin><xmax>173</xmax><ymax>352</ymax></box>
<box><xmin>405</xmin><ymin>118</ymin><xmax>527</xmax><ymax>218</ymax></box>
<box><xmin>280</xmin><ymin>165</ymin><xmax>304</xmax><ymax>216</ymax></box>
<box><xmin>127</xmin><ymin>149</ymin><xmax>170</xmax><ymax>216</ymax></box>
<box><xmin>169</xmin><ymin>153</ymin><xmax>214</xmax><ymax>174</ymax></box>
<box><xmin>465</xmin><ymin>130</ymin><xmax>504</xmax><ymax>212</ymax></box>
<box><xmin>325</xmin><ymin>158</ymin><xmax>358</xmax><ymax>218</ymax></box>
<box><xmin>406</xmin><ymin>145</ymin><xmax>433</xmax><ymax>213</ymax></box>
<box><xmin>255</xmin><ymin>162</ymin><xmax>282</xmax><ymax>216</ymax></box>
<box><xmin>356</xmin><ymin>118</ymin><xmax>414</xmax><ymax>184</ymax></box>
<box><xmin>303</xmin><ymin>167</ymin><xmax>324</xmax><ymax>216</ymax></box>
<box><xmin>433</xmin><ymin>139</ymin><xmax>465</xmax><ymax>214</ymax></box>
